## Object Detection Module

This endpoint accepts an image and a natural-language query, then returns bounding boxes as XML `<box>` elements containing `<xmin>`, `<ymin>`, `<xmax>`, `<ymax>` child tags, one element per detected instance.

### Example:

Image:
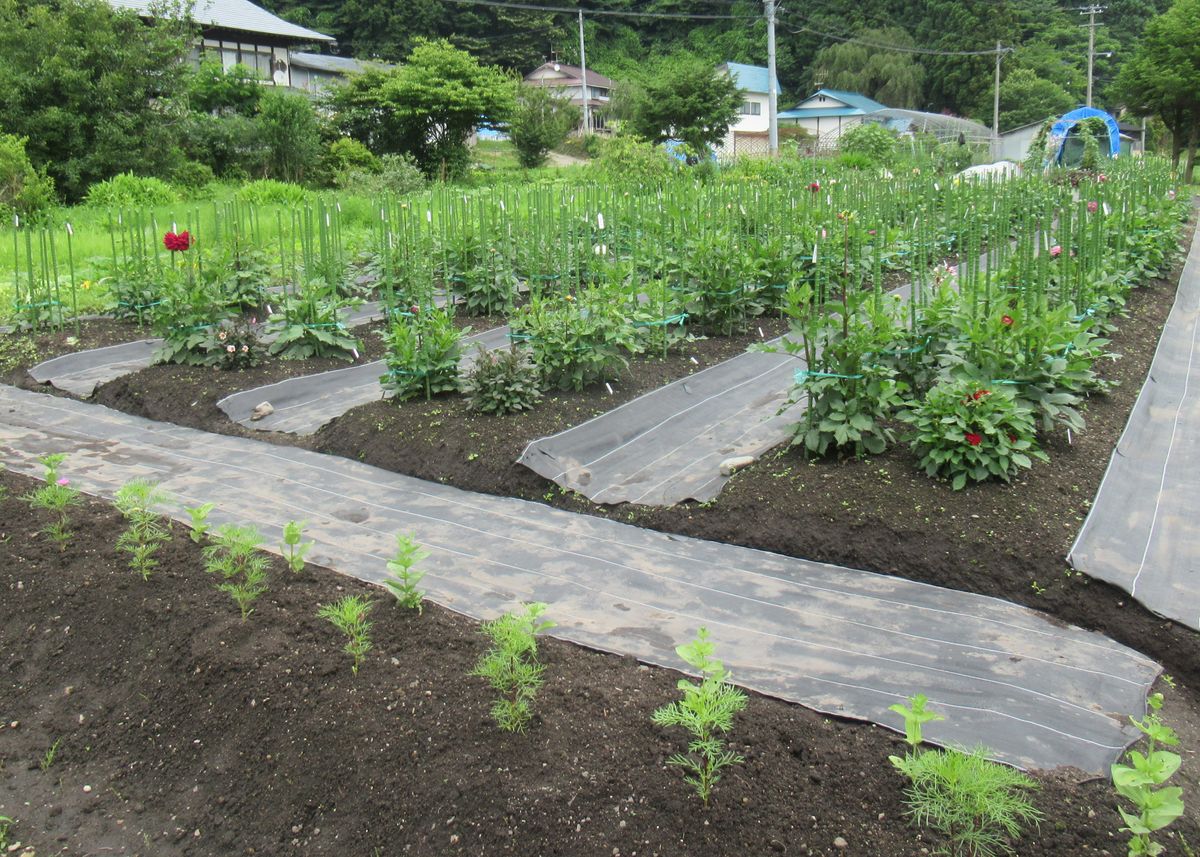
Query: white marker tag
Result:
<box><xmin>690</xmin><ymin>356</ymin><xmax>699</xmax><ymax>365</ymax></box>
<box><xmin>605</xmin><ymin>382</ymin><xmax>613</xmax><ymax>394</ymax></box>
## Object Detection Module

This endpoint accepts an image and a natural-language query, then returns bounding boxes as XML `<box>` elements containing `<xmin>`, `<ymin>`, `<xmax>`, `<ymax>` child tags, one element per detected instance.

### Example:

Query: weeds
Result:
<box><xmin>1112</xmin><ymin>692</ymin><xmax>1185</xmax><ymax>857</ymax></box>
<box><xmin>318</xmin><ymin>595</ymin><xmax>374</xmax><ymax>674</ymax></box>
<box><xmin>279</xmin><ymin>520</ymin><xmax>313</xmax><ymax>573</ymax></box>
<box><xmin>0</xmin><ymin>815</ymin><xmax>12</xmax><ymax>849</ymax></box>
<box><xmin>470</xmin><ymin>602</ymin><xmax>554</xmax><ymax>733</ymax></box>
<box><xmin>203</xmin><ymin>523</ymin><xmax>269</xmax><ymax>620</ymax></box>
<box><xmin>651</xmin><ymin>627</ymin><xmax>747</xmax><ymax>807</ymax></box>
<box><xmin>383</xmin><ymin>532</ymin><xmax>429</xmax><ymax>613</ymax></box>
<box><xmin>186</xmin><ymin>502</ymin><xmax>215</xmax><ymax>543</ymax></box>
<box><xmin>114</xmin><ymin>479</ymin><xmax>170</xmax><ymax>579</ymax></box>
<box><xmin>39</xmin><ymin>737</ymin><xmax>62</xmax><ymax>772</ymax></box>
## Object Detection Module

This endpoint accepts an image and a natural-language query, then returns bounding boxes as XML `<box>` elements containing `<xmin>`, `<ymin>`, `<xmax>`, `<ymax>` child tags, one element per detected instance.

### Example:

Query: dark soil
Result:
<box><xmin>0</xmin><ymin>318</ymin><xmax>149</xmax><ymax>384</ymax></box>
<box><xmin>2</xmin><ymin>468</ymin><xmax>1192</xmax><ymax>857</ymax></box>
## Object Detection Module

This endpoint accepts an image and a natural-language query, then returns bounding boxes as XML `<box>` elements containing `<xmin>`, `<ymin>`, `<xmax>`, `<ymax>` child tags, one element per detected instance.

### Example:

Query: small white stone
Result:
<box><xmin>833</xmin><ymin>836</ymin><xmax>848</xmax><ymax>849</ymax></box>
<box><xmin>719</xmin><ymin>455</ymin><xmax>756</xmax><ymax>477</ymax></box>
<box><xmin>250</xmin><ymin>401</ymin><xmax>274</xmax><ymax>421</ymax></box>
<box><xmin>82</xmin><ymin>785</ymin><xmax>92</xmax><ymax>793</ymax></box>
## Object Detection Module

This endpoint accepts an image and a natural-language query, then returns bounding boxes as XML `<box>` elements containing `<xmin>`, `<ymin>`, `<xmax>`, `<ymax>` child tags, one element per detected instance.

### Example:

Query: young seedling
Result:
<box><xmin>651</xmin><ymin>627</ymin><xmax>747</xmax><ymax>807</ymax></box>
<box><xmin>318</xmin><ymin>595</ymin><xmax>374</xmax><ymax>674</ymax></box>
<box><xmin>39</xmin><ymin>737</ymin><xmax>62</xmax><ymax>772</ymax></box>
<box><xmin>279</xmin><ymin>520</ymin><xmax>313</xmax><ymax>573</ymax></box>
<box><xmin>0</xmin><ymin>815</ymin><xmax>13</xmax><ymax>850</ymax></box>
<box><xmin>186</xmin><ymin>502</ymin><xmax>216</xmax><ymax>543</ymax></box>
<box><xmin>1112</xmin><ymin>692</ymin><xmax>1185</xmax><ymax>857</ymax></box>
<box><xmin>470</xmin><ymin>602</ymin><xmax>554</xmax><ymax>733</ymax></box>
<box><xmin>114</xmin><ymin>479</ymin><xmax>171</xmax><ymax>579</ymax></box>
<box><xmin>383</xmin><ymin>532</ymin><xmax>429</xmax><ymax>613</ymax></box>
<box><xmin>888</xmin><ymin>693</ymin><xmax>1041</xmax><ymax>857</ymax></box>
<box><xmin>203</xmin><ymin>523</ymin><xmax>270</xmax><ymax>620</ymax></box>
<box><xmin>24</xmin><ymin>463</ymin><xmax>81</xmax><ymax>552</ymax></box>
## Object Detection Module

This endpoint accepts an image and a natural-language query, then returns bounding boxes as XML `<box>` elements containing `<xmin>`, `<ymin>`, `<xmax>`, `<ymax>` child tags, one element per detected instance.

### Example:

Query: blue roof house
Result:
<box><xmin>779</xmin><ymin>88</ymin><xmax>886</xmax><ymax>147</ymax></box>
<box><xmin>716</xmin><ymin>62</ymin><xmax>781</xmax><ymax>158</ymax></box>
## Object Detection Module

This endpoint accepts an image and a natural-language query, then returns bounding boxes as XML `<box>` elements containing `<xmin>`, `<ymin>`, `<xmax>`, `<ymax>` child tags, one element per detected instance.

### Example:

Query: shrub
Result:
<box><xmin>470</xmin><ymin>602</ymin><xmax>554</xmax><ymax>733</ymax></box>
<box><xmin>509</xmin><ymin>85</ymin><xmax>581</xmax><ymax>168</ymax></box>
<box><xmin>0</xmin><ymin>133</ymin><xmax>56</xmax><ymax>220</ymax></box>
<box><xmin>170</xmin><ymin>160</ymin><xmax>216</xmax><ymax>190</ymax></box>
<box><xmin>323</xmin><ymin>137</ymin><xmax>380</xmax><ymax>186</ymax></box>
<box><xmin>338</xmin><ymin>153</ymin><xmax>426</xmax><ymax>197</ymax></box>
<box><xmin>461</xmin><ymin>345</ymin><xmax>543</xmax><ymax>415</ymax></box>
<box><xmin>839</xmin><ymin>122</ymin><xmax>898</xmax><ymax>166</ymax></box>
<box><xmin>257</xmin><ymin>89</ymin><xmax>322</xmax><ymax>183</ymax></box>
<box><xmin>381</xmin><ymin>306</ymin><xmax>467</xmax><ymax>401</ymax></box>
<box><xmin>84</xmin><ymin>172</ymin><xmax>178</xmax><ymax>208</ymax></box>
<box><xmin>234</xmin><ymin>179</ymin><xmax>311</xmax><ymax>206</ymax></box>
<box><xmin>511</xmin><ymin>291</ymin><xmax>632</xmax><ymax>391</ymax></box>
<box><xmin>591</xmin><ymin>134</ymin><xmax>677</xmax><ymax>185</ymax></box>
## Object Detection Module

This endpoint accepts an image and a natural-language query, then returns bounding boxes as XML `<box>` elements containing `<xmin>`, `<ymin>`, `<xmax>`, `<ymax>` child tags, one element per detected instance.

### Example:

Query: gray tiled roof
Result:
<box><xmin>108</xmin><ymin>0</ymin><xmax>334</xmax><ymax>43</ymax></box>
<box><xmin>290</xmin><ymin>52</ymin><xmax>382</xmax><ymax>74</ymax></box>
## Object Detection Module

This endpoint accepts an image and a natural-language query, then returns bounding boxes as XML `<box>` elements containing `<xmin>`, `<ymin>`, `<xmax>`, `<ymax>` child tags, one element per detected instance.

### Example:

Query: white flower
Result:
<box><xmin>226</xmin><ymin>345</ymin><xmax>236</xmax><ymax>353</ymax></box>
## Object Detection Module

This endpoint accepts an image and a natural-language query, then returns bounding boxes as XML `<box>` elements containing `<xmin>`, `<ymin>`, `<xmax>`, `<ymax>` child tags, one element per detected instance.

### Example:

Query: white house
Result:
<box><xmin>778</xmin><ymin>89</ymin><xmax>886</xmax><ymax>147</ymax></box>
<box><xmin>716</xmin><ymin>62</ymin><xmax>780</xmax><ymax>158</ymax></box>
<box><xmin>523</xmin><ymin>62</ymin><xmax>619</xmax><ymax>133</ymax></box>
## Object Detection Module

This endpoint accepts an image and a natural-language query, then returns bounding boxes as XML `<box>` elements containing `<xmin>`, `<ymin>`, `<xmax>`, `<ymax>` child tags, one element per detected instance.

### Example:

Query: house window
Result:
<box><xmin>740</xmin><ymin>101</ymin><xmax>761</xmax><ymax>116</ymax></box>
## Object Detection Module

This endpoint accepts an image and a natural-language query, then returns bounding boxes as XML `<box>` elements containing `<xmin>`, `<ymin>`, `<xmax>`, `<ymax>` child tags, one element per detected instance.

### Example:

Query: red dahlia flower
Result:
<box><xmin>1087</xmin><ymin>200</ymin><xmax>1099</xmax><ymax>213</ymax></box>
<box><xmin>972</xmin><ymin>389</ymin><xmax>991</xmax><ymax>400</ymax></box>
<box><xmin>809</xmin><ymin>181</ymin><xmax>820</xmax><ymax>192</ymax></box>
<box><xmin>1001</xmin><ymin>315</ymin><xmax>1013</xmax><ymax>326</ymax></box>
<box><xmin>965</xmin><ymin>432</ymin><xmax>982</xmax><ymax>446</ymax></box>
<box><xmin>163</xmin><ymin>231</ymin><xmax>192</xmax><ymax>252</ymax></box>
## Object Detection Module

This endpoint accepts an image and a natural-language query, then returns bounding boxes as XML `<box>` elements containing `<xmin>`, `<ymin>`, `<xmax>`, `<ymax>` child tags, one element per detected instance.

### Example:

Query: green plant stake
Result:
<box><xmin>384</xmin><ymin>532</ymin><xmax>429</xmax><ymax>613</ymax></box>
<box><xmin>318</xmin><ymin>595</ymin><xmax>374</xmax><ymax>675</ymax></box>
<box><xmin>651</xmin><ymin>627</ymin><xmax>747</xmax><ymax>807</ymax></box>
<box><xmin>470</xmin><ymin>602</ymin><xmax>554</xmax><ymax>733</ymax></box>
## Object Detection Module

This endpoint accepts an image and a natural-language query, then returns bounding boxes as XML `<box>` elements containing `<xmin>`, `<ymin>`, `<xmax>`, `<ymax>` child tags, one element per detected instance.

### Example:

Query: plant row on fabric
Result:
<box><xmin>768</xmin><ymin>158</ymin><xmax>1185</xmax><ymax>490</ymax></box>
<box><xmin>9</xmin><ymin>455</ymin><xmax>1185</xmax><ymax>857</ymax></box>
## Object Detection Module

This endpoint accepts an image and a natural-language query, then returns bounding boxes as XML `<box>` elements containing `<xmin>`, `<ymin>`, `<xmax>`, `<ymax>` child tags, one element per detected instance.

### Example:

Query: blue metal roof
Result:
<box><xmin>778</xmin><ymin>106</ymin><xmax>864</xmax><ymax>120</ymax></box>
<box><xmin>780</xmin><ymin>89</ymin><xmax>886</xmax><ymax>119</ymax></box>
<box><xmin>1050</xmin><ymin>107</ymin><xmax>1120</xmax><ymax>159</ymax></box>
<box><xmin>720</xmin><ymin>62</ymin><xmax>780</xmax><ymax>95</ymax></box>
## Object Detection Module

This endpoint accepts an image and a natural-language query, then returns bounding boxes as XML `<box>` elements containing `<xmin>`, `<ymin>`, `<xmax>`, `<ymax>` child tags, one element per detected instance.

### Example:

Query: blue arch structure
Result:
<box><xmin>1049</xmin><ymin>107</ymin><xmax>1121</xmax><ymax>165</ymax></box>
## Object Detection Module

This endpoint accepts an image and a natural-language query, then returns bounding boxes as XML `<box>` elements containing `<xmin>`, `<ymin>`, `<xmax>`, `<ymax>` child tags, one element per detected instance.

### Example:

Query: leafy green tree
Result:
<box><xmin>998</xmin><ymin>68</ymin><xmax>1075</xmax><ymax>131</ymax></box>
<box><xmin>0</xmin><ymin>0</ymin><xmax>191</xmax><ymax>201</ymax></box>
<box><xmin>328</xmin><ymin>39</ymin><xmax>514</xmax><ymax>178</ymax></box>
<box><xmin>0</xmin><ymin>133</ymin><xmax>57</xmax><ymax>220</ymax></box>
<box><xmin>509</xmin><ymin>86</ymin><xmax>581</xmax><ymax>168</ymax></box>
<box><xmin>625</xmin><ymin>53</ymin><xmax>742</xmax><ymax>155</ymax></box>
<box><xmin>811</xmin><ymin>27</ymin><xmax>925</xmax><ymax>109</ymax></box>
<box><xmin>257</xmin><ymin>89</ymin><xmax>322</xmax><ymax>183</ymax></box>
<box><xmin>1115</xmin><ymin>0</ymin><xmax>1200</xmax><ymax>181</ymax></box>
<box><xmin>187</xmin><ymin>59</ymin><xmax>263</xmax><ymax>116</ymax></box>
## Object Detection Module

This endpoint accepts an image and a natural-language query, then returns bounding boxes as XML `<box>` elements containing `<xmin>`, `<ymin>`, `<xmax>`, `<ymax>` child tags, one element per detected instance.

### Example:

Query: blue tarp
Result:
<box><xmin>1049</xmin><ymin>107</ymin><xmax>1120</xmax><ymax>163</ymax></box>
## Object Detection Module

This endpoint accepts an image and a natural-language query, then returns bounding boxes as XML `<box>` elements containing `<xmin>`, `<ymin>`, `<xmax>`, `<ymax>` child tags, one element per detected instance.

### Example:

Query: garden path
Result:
<box><xmin>215</xmin><ymin>324</ymin><xmax>512</xmax><ymax>434</ymax></box>
<box><xmin>0</xmin><ymin>385</ymin><xmax>1158</xmax><ymax>773</ymax></box>
<box><xmin>1070</xmin><ymin>217</ymin><xmax>1200</xmax><ymax>630</ymax></box>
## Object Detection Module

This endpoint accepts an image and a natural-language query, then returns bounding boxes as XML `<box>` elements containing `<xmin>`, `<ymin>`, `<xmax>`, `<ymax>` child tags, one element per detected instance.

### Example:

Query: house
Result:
<box><xmin>290</xmin><ymin>52</ymin><xmax>384</xmax><ymax>94</ymax></box>
<box><xmin>716</xmin><ymin>62</ymin><xmax>781</xmax><ymax>158</ymax></box>
<box><xmin>106</xmin><ymin>0</ymin><xmax>354</xmax><ymax>92</ymax></box>
<box><xmin>523</xmin><ymin>62</ymin><xmax>619</xmax><ymax>133</ymax></box>
<box><xmin>778</xmin><ymin>89</ymin><xmax>886</xmax><ymax>147</ymax></box>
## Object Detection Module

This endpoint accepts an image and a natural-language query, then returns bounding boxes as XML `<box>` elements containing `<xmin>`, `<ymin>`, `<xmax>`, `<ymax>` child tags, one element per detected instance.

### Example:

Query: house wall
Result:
<box><xmin>781</xmin><ymin>115</ymin><xmax>865</xmax><ymax>146</ymax></box>
<box><xmin>993</xmin><ymin>125</ymin><xmax>1040</xmax><ymax>162</ymax></box>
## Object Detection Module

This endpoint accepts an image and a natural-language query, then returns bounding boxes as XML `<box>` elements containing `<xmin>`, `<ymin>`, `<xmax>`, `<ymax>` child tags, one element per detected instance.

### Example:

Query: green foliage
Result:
<box><xmin>336</xmin><ymin>153</ymin><xmax>426</xmax><ymax>197</ymax></box>
<box><xmin>811</xmin><ymin>27</ymin><xmax>926</xmax><ymax>109</ymax></box>
<box><xmin>904</xmin><ymin>381</ymin><xmax>1046</xmax><ymax>490</ymax></box>
<box><xmin>509</xmin><ymin>85</ymin><xmax>582</xmax><ymax>169</ymax></box>
<box><xmin>591</xmin><ymin>134</ymin><xmax>677</xmax><ymax>185</ymax></box>
<box><xmin>266</xmin><ymin>294</ymin><xmax>361</xmax><ymax>361</ymax></box>
<box><xmin>888</xmin><ymin>693</ymin><xmax>945</xmax><ymax>749</ymax></box>
<box><xmin>381</xmin><ymin>306</ymin><xmax>467</xmax><ymax>401</ymax></box>
<box><xmin>651</xmin><ymin>627</ymin><xmax>747</xmax><ymax>807</ymax></box>
<box><xmin>998</xmin><ymin>68</ymin><xmax>1074</xmax><ymax>132</ymax></box>
<box><xmin>383</xmin><ymin>532</ymin><xmax>429</xmax><ymax>613</ymax></box>
<box><xmin>114</xmin><ymin>479</ymin><xmax>170</xmax><ymax>580</ymax></box>
<box><xmin>84</xmin><ymin>173</ymin><xmax>179</xmax><ymax>208</ymax></box>
<box><xmin>234</xmin><ymin>179</ymin><xmax>312</xmax><ymax>206</ymax></box>
<box><xmin>470</xmin><ymin>602</ymin><xmax>554</xmax><ymax>733</ymax></box>
<box><xmin>461</xmin><ymin>344</ymin><xmax>544</xmax><ymax>415</ymax></box>
<box><xmin>40</xmin><ymin>737</ymin><xmax>62</xmax><ymax>772</ymax></box>
<box><xmin>318</xmin><ymin>595</ymin><xmax>375</xmax><ymax>674</ymax></box>
<box><xmin>931</xmin><ymin>141</ymin><xmax>975</xmax><ymax>175</ymax></box>
<box><xmin>170</xmin><ymin>160</ymin><xmax>216</xmax><ymax>190</ymax></box>
<box><xmin>257</xmin><ymin>89</ymin><xmax>322</xmax><ymax>183</ymax></box>
<box><xmin>1112</xmin><ymin>692</ymin><xmax>1185</xmax><ymax>857</ymax></box>
<box><xmin>624</xmin><ymin>52</ymin><xmax>741</xmax><ymax>155</ymax></box>
<box><xmin>839</xmin><ymin>123</ymin><xmax>899</xmax><ymax>167</ymax></box>
<box><xmin>511</xmin><ymin>291</ymin><xmax>632</xmax><ymax>392</ymax></box>
<box><xmin>322</xmin><ymin>137</ymin><xmax>381</xmax><ymax>187</ymax></box>
<box><xmin>203</xmin><ymin>523</ymin><xmax>270</xmax><ymax>620</ymax></box>
<box><xmin>24</xmin><ymin>454</ymin><xmax>80</xmax><ymax>550</ymax></box>
<box><xmin>187</xmin><ymin>59</ymin><xmax>262</xmax><ymax>116</ymax></box>
<box><xmin>279</xmin><ymin>520</ymin><xmax>313</xmax><ymax>573</ymax></box>
<box><xmin>0</xmin><ymin>133</ymin><xmax>56</xmax><ymax>220</ymax></box>
<box><xmin>186</xmin><ymin>502</ymin><xmax>215</xmax><ymax>543</ymax></box>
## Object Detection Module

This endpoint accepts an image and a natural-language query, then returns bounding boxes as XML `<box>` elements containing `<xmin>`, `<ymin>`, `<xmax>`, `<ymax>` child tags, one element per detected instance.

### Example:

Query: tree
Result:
<box><xmin>326</xmin><ymin>39</ymin><xmax>514</xmax><ymax>178</ymax></box>
<box><xmin>0</xmin><ymin>0</ymin><xmax>191</xmax><ymax>201</ymax></box>
<box><xmin>257</xmin><ymin>90</ymin><xmax>322</xmax><ymax>183</ymax></box>
<box><xmin>998</xmin><ymin>68</ymin><xmax>1075</xmax><ymax>131</ymax></box>
<box><xmin>0</xmin><ymin>133</ymin><xmax>57</xmax><ymax>220</ymax></box>
<box><xmin>811</xmin><ymin>28</ymin><xmax>925</xmax><ymax>109</ymax></box>
<box><xmin>1115</xmin><ymin>0</ymin><xmax>1200</xmax><ymax>182</ymax></box>
<box><xmin>508</xmin><ymin>86</ymin><xmax>581</xmax><ymax>168</ymax></box>
<box><xmin>624</xmin><ymin>53</ymin><xmax>742</xmax><ymax>155</ymax></box>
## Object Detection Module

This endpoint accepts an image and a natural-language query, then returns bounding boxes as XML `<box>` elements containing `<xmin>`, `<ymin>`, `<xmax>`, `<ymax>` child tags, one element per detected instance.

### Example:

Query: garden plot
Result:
<box><xmin>1070</xmin><ymin>218</ymin><xmax>1200</xmax><ymax>629</ymax></box>
<box><xmin>0</xmin><ymin>386</ymin><xmax>1161</xmax><ymax>772</ymax></box>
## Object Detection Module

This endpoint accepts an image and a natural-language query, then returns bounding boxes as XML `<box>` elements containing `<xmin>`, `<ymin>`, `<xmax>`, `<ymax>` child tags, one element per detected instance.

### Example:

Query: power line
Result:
<box><xmin>439</xmin><ymin>0</ymin><xmax>759</xmax><ymax>21</ymax></box>
<box><xmin>778</xmin><ymin>16</ymin><xmax>1011</xmax><ymax>57</ymax></box>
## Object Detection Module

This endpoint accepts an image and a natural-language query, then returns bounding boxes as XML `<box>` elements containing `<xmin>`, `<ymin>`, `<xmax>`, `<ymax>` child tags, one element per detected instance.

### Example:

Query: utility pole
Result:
<box><xmin>578</xmin><ymin>10</ymin><xmax>590</xmax><ymax>134</ymax></box>
<box><xmin>993</xmin><ymin>42</ymin><xmax>1002</xmax><ymax>147</ymax></box>
<box><xmin>765</xmin><ymin>0</ymin><xmax>778</xmax><ymax>156</ymax></box>
<box><xmin>1080</xmin><ymin>5</ymin><xmax>1103</xmax><ymax>107</ymax></box>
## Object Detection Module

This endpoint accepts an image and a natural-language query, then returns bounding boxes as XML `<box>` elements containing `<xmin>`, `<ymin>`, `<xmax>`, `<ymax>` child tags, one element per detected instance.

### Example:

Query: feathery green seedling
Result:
<box><xmin>279</xmin><ymin>520</ymin><xmax>313</xmax><ymax>573</ymax></box>
<box><xmin>889</xmin><ymin>694</ymin><xmax>1041</xmax><ymax>857</ymax></box>
<box><xmin>203</xmin><ymin>523</ymin><xmax>269</xmax><ymax>620</ymax></box>
<box><xmin>114</xmin><ymin>479</ymin><xmax>170</xmax><ymax>579</ymax></box>
<box><xmin>185</xmin><ymin>502</ymin><xmax>215</xmax><ymax>543</ymax></box>
<box><xmin>651</xmin><ymin>627</ymin><xmax>747</xmax><ymax>807</ymax></box>
<box><xmin>1112</xmin><ymin>692</ymin><xmax>1185</xmax><ymax>857</ymax></box>
<box><xmin>24</xmin><ymin>468</ymin><xmax>80</xmax><ymax>552</ymax></box>
<box><xmin>39</xmin><ymin>737</ymin><xmax>62</xmax><ymax>772</ymax></box>
<box><xmin>383</xmin><ymin>532</ymin><xmax>429</xmax><ymax>613</ymax></box>
<box><xmin>470</xmin><ymin>602</ymin><xmax>554</xmax><ymax>733</ymax></box>
<box><xmin>0</xmin><ymin>815</ymin><xmax>12</xmax><ymax>850</ymax></box>
<box><xmin>318</xmin><ymin>595</ymin><xmax>374</xmax><ymax>674</ymax></box>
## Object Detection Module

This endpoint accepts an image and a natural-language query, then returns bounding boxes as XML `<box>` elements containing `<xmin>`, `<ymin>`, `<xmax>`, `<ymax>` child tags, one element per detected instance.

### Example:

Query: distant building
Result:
<box><xmin>716</xmin><ymin>62</ymin><xmax>781</xmax><ymax>158</ymax></box>
<box><xmin>778</xmin><ymin>89</ymin><xmax>887</xmax><ymax>146</ymax></box>
<box><xmin>106</xmin><ymin>0</ymin><xmax>366</xmax><ymax>93</ymax></box>
<box><xmin>523</xmin><ymin>62</ymin><xmax>618</xmax><ymax>133</ymax></box>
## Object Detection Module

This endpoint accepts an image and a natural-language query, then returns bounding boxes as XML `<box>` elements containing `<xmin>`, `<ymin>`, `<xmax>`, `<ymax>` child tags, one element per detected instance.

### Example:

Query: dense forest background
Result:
<box><xmin>262</xmin><ymin>0</ymin><xmax>1169</xmax><ymax>125</ymax></box>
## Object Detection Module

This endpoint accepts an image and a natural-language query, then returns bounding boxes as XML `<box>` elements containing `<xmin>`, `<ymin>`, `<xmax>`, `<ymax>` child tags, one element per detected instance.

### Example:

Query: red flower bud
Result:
<box><xmin>965</xmin><ymin>432</ymin><xmax>982</xmax><ymax>447</ymax></box>
<box><xmin>972</xmin><ymin>389</ymin><xmax>991</xmax><ymax>401</ymax></box>
<box><xmin>809</xmin><ymin>181</ymin><xmax>820</xmax><ymax>192</ymax></box>
<box><xmin>1001</xmin><ymin>315</ymin><xmax>1013</xmax><ymax>326</ymax></box>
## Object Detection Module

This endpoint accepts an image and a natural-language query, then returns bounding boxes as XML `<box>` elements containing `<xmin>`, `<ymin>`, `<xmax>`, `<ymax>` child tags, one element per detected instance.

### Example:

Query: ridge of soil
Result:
<box><xmin>2</xmin><ymin>469</ymin><xmax>1194</xmax><ymax>857</ymax></box>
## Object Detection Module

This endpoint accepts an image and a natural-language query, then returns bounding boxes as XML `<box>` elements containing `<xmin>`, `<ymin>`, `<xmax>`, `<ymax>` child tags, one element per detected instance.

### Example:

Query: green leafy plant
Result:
<box><xmin>511</xmin><ymin>290</ymin><xmax>632</xmax><ymax>392</ymax></box>
<box><xmin>39</xmin><ymin>737</ymin><xmax>62</xmax><ymax>772</ymax></box>
<box><xmin>279</xmin><ymin>520</ymin><xmax>313</xmax><ymax>573</ymax></box>
<box><xmin>113</xmin><ymin>478</ymin><xmax>170</xmax><ymax>580</ymax></box>
<box><xmin>470</xmin><ymin>602</ymin><xmax>554</xmax><ymax>733</ymax></box>
<box><xmin>384</xmin><ymin>532</ymin><xmax>429</xmax><ymax>613</ymax></box>
<box><xmin>651</xmin><ymin>627</ymin><xmax>747</xmax><ymax>807</ymax></box>
<box><xmin>381</xmin><ymin>305</ymin><xmax>467</xmax><ymax>401</ymax></box>
<box><xmin>888</xmin><ymin>694</ymin><xmax>1042</xmax><ymax>856</ymax></box>
<box><xmin>203</xmin><ymin>523</ymin><xmax>270</xmax><ymax>620</ymax></box>
<box><xmin>0</xmin><ymin>815</ymin><xmax>12</xmax><ymax>850</ymax></box>
<box><xmin>318</xmin><ymin>595</ymin><xmax>375</xmax><ymax>674</ymax></box>
<box><xmin>23</xmin><ymin>456</ymin><xmax>81</xmax><ymax>551</ymax></box>
<box><xmin>461</xmin><ymin>345</ymin><xmax>544</xmax><ymax>415</ymax></box>
<box><xmin>186</xmin><ymin>502</ymin><xmax>215</xmax><ymax>543</ymax></box>
<box><xmin>1112</xmin><ymin>692</ymin><xmax>1185</xmax><ymax>857</ymax></box>
<box><xmin>267</xmin><ymin>292</ymin><xmax>361</xmax><ymax>361</ymax></box>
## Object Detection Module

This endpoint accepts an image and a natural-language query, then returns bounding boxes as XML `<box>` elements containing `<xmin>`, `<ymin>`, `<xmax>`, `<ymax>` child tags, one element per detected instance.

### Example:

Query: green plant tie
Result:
<box><xmin>116</xmin><ymin>299</ymin><xmax>165</xmax><ymax>309</ymax></box>
<box><xmin>302</xmin><ymin>322</ymin><xmax>346</xmax><ymax>330</ymax></box>
<box><xmin>13</xmin><ymin>300</ymin><xmax>62</xmax><ymax>309</ymax></box>
<box><xmin>387</xmin><ymin>368</ymin><xmax>429</xmax><ymax>377</ymax></box>
<box><xmin>633</xmin><ymin>313</ymin><xmax>688</xmax><ymax>328</ymax></box>
<box><xmin>171</xmin><ymin>322</ymin><xmax>215</xmax><ymax>332</ymax></box>
<box><xmin>794</xmin><ymin>368</ymin><xmax>864</xmax><ymax>382</ymax></box>
<box><xmin>507</xmin><ymin>332</ymin><xmax>536</xmax><ymax>343</ymax></box>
